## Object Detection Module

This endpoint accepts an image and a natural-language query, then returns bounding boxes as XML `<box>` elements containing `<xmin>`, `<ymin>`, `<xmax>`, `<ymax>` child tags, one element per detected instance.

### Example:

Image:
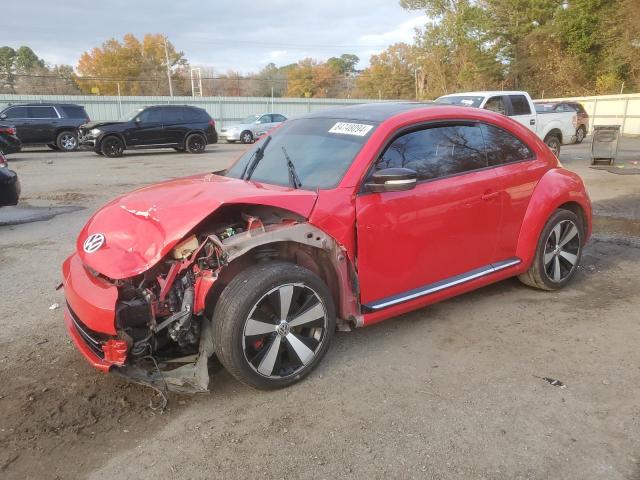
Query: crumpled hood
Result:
<box><xmin>80</xmin><ymin>121</ymin><xmax>125</xmax><ymax>131</ymax></box>
<box><xmin>77</xmin><ymin>174</ymin><xmax>318</xmax><ymax>279</ymax></box>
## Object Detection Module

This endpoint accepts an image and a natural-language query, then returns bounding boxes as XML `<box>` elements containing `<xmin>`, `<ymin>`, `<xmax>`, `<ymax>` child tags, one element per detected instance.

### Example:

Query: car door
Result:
<box><xmin>1</xmin><ymin>106</ymin><xmax>31</xmax><ymax>142</ymax></box>
<box><xmin>355</xmin><ymin>123</ymin><xmax>503</xmax><ymax>309</ymax></box>
<box><xmin>480</xmin><ymin>123</ymin><xmax>549</xmax><ymax>260</ymax></box>
<box><xmin>161</xmin><ymin>107</ymin><xmax>186</xmax><ymax>144</ymax></box>
<box><xmin>255</xmin><ymin>114</ymin><xmax>273</xmax><ymax>135</ymax></box>
<box><xmin>506</xmin><ymin>94</ymin><xmax>537</xmax><ymax>133</ymax></box>
<box><xmin>128</xmin><ymin>107</ymin><xmax>164</xmax><ymax>146</ymax></box>
<box><xmin>27</xmin><ymin>106</ymin><xmax>60</xmax><ymax>143</ymax></box>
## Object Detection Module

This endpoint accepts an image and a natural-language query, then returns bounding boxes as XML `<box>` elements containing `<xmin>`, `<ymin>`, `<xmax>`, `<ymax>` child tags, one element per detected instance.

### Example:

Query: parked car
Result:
<box><xmin>535</xmin><ymin>101</ymin><xmax>589</xmax><ymax>144</ymax></box>
<box><xmin>62</xmin><ymin>102</ymin><xmax>591</xmax><ymax>393</ymax></box>
<box><xmin>0</xmin><ymin>151</ymin><xmax>20</xmax><ymax>206</ymax></box>
<box><xmin>78</xmin><ymin>105</ymin><xmax>218</xmax><ymax>157</ymax></box>
<box><xmin>0</xmin><ymin>124</ymin><xmax>22</xmax><ymax>154</ymax></box>
<box><xmin>220</xmin><ymin>113</ymin><xmax>288</xmax><ymax>144</ymax></box>
<box><xmin>435</xmin><ymin>91</ymin><xmax>577</xmax><ymax>156</ymax></box>
<box><xmin>0</xmin><ymin>103</ymin><xmax>89</xmax><ymax>152</ymax></box>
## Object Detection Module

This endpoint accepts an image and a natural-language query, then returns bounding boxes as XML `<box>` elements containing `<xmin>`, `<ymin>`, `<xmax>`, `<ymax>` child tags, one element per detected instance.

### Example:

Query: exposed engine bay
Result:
<box><xmin>104</xmin><ymin>206</ymin><xmax>358</xmax><ymax>394</ymax></box>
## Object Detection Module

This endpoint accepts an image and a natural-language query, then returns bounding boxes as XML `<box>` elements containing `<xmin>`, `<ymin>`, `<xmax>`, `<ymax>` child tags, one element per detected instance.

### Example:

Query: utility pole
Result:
<box><xmin>163</xmin><ymin>36</ymin><xmax>174</xmax><ymax>97</ymax></box>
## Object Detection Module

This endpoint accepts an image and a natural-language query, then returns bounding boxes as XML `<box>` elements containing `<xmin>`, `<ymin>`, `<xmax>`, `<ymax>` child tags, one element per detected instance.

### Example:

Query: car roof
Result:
<box><xmin>4</xmin><ymin>103</ymin><xmax>84</xmax><ymax>107</ymax></box>
<box><xmin>302</xmin><ymin>102</ymin><xmax>436</xmax><ymax>122</ymax></box>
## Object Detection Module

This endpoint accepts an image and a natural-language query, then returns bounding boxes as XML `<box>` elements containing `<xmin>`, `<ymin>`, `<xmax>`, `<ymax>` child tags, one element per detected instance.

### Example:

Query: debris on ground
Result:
<box><xmin>535</xmin><ymin>375</ymin><xmax>567</xmax><ymax>388</ymax></box>
<box><xmin>48</xmin><ymin>303</ymin><xmax>60</xmax><ymax>310</ymax></box>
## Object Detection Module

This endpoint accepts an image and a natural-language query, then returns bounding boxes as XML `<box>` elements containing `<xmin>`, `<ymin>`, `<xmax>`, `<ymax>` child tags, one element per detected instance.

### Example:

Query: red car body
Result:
<box><xmin>62</xmin><ymin>103</ymin><xmax>592</xmax><ymax>389</ymax></box>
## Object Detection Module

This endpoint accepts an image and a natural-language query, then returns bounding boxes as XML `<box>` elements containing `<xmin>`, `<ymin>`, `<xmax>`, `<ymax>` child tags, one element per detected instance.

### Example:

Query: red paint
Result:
<box><xmin>102</xmin><ymin>339</ymin><xmax>128</xmax><ymax>366</ymax></box>
<box><xmin>63</xmin><ymin>104</ymin><xmax>592</xmax><ymax>370</ymax></box>
<box><xmin>63</xmin><ymin>305</ymin><xmax>111</xmax><ymax>372</ymax></box>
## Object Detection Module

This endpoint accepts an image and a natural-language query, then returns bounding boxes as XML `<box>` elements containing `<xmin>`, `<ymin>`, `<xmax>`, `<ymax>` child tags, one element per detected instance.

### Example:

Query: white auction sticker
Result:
<box><xmin>328</xmin><ymin>122</ymin><xmax>374</xmax><ymax>136</ymax></box>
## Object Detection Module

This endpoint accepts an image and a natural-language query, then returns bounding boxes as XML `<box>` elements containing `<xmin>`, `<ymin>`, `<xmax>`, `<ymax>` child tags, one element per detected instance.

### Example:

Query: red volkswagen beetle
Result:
<box><xmin>62</xmin><ymin>103</ymin><xmax>591</xmax><ymax>392</ymax></box>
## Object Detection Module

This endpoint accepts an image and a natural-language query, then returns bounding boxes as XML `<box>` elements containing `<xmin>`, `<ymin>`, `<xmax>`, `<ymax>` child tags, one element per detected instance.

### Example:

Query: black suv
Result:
<box><xmin>79</xmin><ymin>105</ymin><xmax>218</xmax><ymax>157</ymax></box>
<box><xmin>0</xmin><ymin>103</ymin><xmax>89</xmax><ymax>152</ymax></box>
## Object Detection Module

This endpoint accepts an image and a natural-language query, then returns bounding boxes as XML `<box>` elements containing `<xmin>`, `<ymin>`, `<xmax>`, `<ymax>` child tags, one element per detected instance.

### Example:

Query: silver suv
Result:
<box><xmin>220</xmin><ymin>113</ymin><xmax>287</xmax><ymax>144</ymax></box>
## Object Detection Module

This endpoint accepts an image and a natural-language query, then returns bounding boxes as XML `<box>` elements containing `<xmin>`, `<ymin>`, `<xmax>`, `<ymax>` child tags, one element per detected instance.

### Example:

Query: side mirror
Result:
<box><xmin>365</xmin><ymin>168</ymin><xmax>417</xmax><ymax>193</ymax></box>
<box><xmin>0</xmin><ymin>114</ymin><xmax>6</xmax><ymax>120</ymax></box>
<box><xmin>134</xmin><ymin>117</ymin><xmax>141</xmax><ymax>123</ymax></box>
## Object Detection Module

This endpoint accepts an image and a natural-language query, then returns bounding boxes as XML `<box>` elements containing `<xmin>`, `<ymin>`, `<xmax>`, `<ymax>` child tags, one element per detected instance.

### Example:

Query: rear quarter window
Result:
<box><xmin>60</xmin><ymin>105</ymin><xmax>88</xmax><ymax>118</ymax></box>
<box><xmin>28</xmin><ymin>106</ymin><xmax>58</xmax><ymax>118</ymax></box>
<box><xmin>481</xmin><ymin>124</ymin><xmax>534</xmax><ymax>166</ymax></box>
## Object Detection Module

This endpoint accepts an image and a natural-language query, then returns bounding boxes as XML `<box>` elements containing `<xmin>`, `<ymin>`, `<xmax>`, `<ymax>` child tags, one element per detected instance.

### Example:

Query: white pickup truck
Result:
<box><xmin>435</xmin><ymin>91</ymin><xmax>576</xmax><ymax>156</ymax></box>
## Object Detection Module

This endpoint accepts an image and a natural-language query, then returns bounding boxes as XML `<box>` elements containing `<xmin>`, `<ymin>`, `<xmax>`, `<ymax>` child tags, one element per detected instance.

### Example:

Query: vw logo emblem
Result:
<box><xmin>83</xmin><ymin>233</ymin><xmax>105</xmax><ymax>253</ymax></box>
<box><xmin>276</xmin><ymin>321</ymin><xmax>290</xmax><ymax>337</ymax></box>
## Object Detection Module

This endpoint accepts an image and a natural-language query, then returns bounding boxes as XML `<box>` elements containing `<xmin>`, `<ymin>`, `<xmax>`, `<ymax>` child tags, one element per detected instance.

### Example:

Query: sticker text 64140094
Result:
<box><xmin>328</xmin><ymin>122</ymin><xmax>374</xmax><ymax>137</ymax></box>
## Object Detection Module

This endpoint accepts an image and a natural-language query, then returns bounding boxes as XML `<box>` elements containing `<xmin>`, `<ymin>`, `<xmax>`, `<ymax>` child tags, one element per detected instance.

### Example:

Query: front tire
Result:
<box><xmin>56</xmin><ymin>131</ymin><xmax>78</xmax><ymax>152</ymax></box>
<box><xmin>185</xmin><ymin>133</ymin><xmax>206</xmax><ymax>153</ymax></box>
<box><xmin>100</xmin><ymin>136</ymin><xmax>124</xmax><ymax>158</ymax></box>
<box><xmin>518</xmin><ymin>209</ymin><xmax>583</xmax><ymax>291</ymax></box>
<box><xmin>544</xmin><ymin>135</ymin><xmax>561</xmax><ymax>157</ymax></box>
<box><xmin>213</xmin><ymin>262</ymin><xmax>336</xmax><ymax>390</ymax></box>
<box><xmin>240</xmin><ymin>130</ymin><xmax>253</xmax><ymax>144</ymax></box>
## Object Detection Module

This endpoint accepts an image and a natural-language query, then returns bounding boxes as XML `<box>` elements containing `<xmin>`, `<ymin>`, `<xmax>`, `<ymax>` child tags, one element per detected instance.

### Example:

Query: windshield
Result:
<box><xmin>119</xmin><ymin>109</ymin><xmax>143</xmax><ymax>122</ymax></box>
<box><xmin>241</xmin><ymin>115</ymin><xmax>260</xmax><ymax>124</ymax></box>
<box><xmin>225</xmin><ymin>117</ymin><xmax>377</xmax><ymax>189</ymax></box>
<box><xmin>435</xmin><ymin>96</ymin><xmax>484</xmax><ymax>108</ymax></box>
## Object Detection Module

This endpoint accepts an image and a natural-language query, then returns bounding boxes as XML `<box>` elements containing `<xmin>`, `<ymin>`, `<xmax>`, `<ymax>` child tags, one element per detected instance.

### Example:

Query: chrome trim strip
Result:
<box><xmin>365</xmin><ymin>257</ymin><xmax>521</xmax><ymax>311</ymax></box>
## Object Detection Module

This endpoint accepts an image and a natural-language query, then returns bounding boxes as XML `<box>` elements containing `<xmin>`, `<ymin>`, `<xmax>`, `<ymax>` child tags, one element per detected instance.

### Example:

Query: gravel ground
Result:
<box><xmin>0</xmin><ymin>138</ymin><xmax>639</xmax><ymax>480</ymax></box>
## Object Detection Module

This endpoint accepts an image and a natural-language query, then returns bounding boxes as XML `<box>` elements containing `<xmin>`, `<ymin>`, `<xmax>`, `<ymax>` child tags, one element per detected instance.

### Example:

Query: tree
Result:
<box><xmin>76</xmin><ymin>34</ymin><xmax>188</xmax><ymax>95</ymax></box>
<box><xmin>0</xmin><ymin>47</ymin><xmax>17</xmax><ymax>92</ymax></box>
<box><xmin>356</xmin><ymin>43</ymin><xmax>416</xmax><ymax>99</ymax></box>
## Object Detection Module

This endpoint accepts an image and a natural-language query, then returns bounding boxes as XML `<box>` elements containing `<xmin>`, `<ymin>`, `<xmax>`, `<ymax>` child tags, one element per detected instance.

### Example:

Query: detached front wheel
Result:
<box><xmin>213</xmin><ymin>262</ymin><xmax>335</xmax><ymax>390</ymax></box>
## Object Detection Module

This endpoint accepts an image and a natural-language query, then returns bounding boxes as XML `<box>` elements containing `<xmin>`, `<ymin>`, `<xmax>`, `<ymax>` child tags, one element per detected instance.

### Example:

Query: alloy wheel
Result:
<box><xmin>61</xmin><ymin>134</ymin><xmax>77</xmax><ymax>151</ymax></box>
<box><xmin>576</xmin><ymin>128</ymin><xmax>585</xmax><ymax>143</ymax></box>
<box><xmin>242</xmin><ymin>283</ymin><xmax>328</xmax><ymax>379</ymax></box>
<box><xmin>187</xmin><ymin>135</ymin><xmax>205</xmax><ymax>153</ymax></box>
<box><xmin>241</xmin><ymin>132</ymin><xmax>253</xmax><ymax>144</ymax></box>
<box><xmin>543</xmin><ymin>219</ymin><xmax>581</xmax><ymax>283</ymax></box>
<box><xmin>104</xmin><ymin>139</ymin><xmax>123</xmax><ymax>156</ymax></box>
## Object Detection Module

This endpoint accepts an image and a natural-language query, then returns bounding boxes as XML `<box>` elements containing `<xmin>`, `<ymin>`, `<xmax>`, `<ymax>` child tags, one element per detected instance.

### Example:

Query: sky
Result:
<box><xmin>4</xmin><ymin>0</ymin><xmax>426</xmax><ymax>74</ymax></box>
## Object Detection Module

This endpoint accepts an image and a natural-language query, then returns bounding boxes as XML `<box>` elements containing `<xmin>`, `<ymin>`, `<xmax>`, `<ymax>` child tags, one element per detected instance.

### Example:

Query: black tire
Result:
<box><xmin>100</xmin><ymin>136</ymin><xmax>124</xmax><ymax>158</ymax></box>
<box><xmin>518</xmin><ymin>209</ymin><xmax>584</xmax><ymax>291</ymax></box>
<box><xmin>95</xmin><ymin>151</ymin><xmax>104</xmax><ymax>156</ymax></box>
<box><xmin>185</xmin><ymin>133</ymin><xmax>206</xmax><ymax>153</ymax></box>
<box><xmin>213</xmin><ymin>261</ymin><xmax>336</xmax><ymax>390</ymax></box>
<box><xmin>544</xmin><ymin>135</ymin><xmax>561</xmax><ymax>157</ymax></box>
<box><xmin>226</xmin><ymin>140</ymin><xmax>237</xmax><ymax>144</ymax></box>
<box><xmin>56</xmin><ymin>131</ymin><xmax>78</xmax><ymax>152</ymax></box>
<box><xmin>575</xmin><ymin>126</ymin><xmax>586</xmax><ymax>144</ymax></box>
<box><xmin>47</xmin><ymin>143</ymin><xmax>59</xmax><ymax>151</ymax></box>
<box><xmin>240</xmin><ymin>130</ymin><xmax>253</xmax><ymax>144</ymax></box>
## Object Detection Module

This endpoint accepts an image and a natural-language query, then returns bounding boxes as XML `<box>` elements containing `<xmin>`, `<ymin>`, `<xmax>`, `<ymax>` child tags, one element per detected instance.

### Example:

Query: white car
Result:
<box><xmin>220</xmin><ymin>113</ymin><xmax>288</xmax><ymax>144</ymax></box>
<box><xmin>436</xmin><ymin>91</ymin><xmax>577</xmax><ymax>156</ymax></box>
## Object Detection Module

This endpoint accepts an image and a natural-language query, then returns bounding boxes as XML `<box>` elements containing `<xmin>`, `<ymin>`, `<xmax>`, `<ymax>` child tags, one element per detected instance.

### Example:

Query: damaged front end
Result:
<box><xmin>63</xmin><ymin>207</ymin><xmax>359</xmax><ymax>394</ymax></box>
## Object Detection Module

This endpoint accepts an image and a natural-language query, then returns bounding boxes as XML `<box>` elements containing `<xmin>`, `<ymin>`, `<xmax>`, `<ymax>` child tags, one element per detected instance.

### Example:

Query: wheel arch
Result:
<box><xmin>199</xmin><ymin>217</ymin><xmax>360</xmax><ymax>329</ymax></box>
<box><xmin>184</xmin><ymin>129</ymin><xmax>208</xmax><ymax>145</ymax></box>
<box><xmin>54</xmin><ymin>126</ymin><xmax>79</xmax><ymax>137</ymax></box>
<box><xmin>543</xmin><ymin>128</ymin><xmax>562</xmax><ymax>144</ymax></box>
<box><xmin>97</xmin><ymin>132</ymin><xmax>127</xmax><ymax>149</ymax></box>
<box><xmin>515</xmin><ymin>168</ymin><xmax>592</xmax><ymax>270</ymax></box>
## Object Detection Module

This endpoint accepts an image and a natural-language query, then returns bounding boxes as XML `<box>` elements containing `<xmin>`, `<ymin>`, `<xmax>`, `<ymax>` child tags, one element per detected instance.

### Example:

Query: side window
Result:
<box><xmin>258</xmin><ymin>115</ymin><xmax>272</xmax><ymax>124</ymax></box>
<box><xmin>484</xmin><ymin>96</ymin><xmax>506</xmax><ymax>115</ymax></box>
<box><xmin>376</xmin><ymin>125</ymin><xmax>486</xmax><ymax>181</ymax></box>
<box><xmin>508</xmin><ymin>95</ymin><xmax>531</xmax><ymax>115</ymax></box>
<box><xmin>28</xmin><ymin>106</ymin><xmax>58</xmax><ymax>118</ymax></box>
<box><xmin>139</xmin><ymin>108</ymin><xmax>162</xmax><ymax>123</ymax></box>
<box><xmin>272</xmin><ymin>114</ymin><xmax>286</xmax><ymax>123</ymax></box>
<box><xmin>3</xmin><ymin>106</ymin><xmax>28</xmax><ymax>119</ymax></box>
<box><xmin>162</xmin><ymin>108</ymin><xmax>184</xmax><ymax>124</ymax></box>
<box><xmin>481</xmin><ymin>124</ymin><xmax>534</xmax><ymax>166</ymax></box>
<box><xmin>61</xmin><ymin>105</ymin><xmax>87</xmax><ymax>118</ymax></box>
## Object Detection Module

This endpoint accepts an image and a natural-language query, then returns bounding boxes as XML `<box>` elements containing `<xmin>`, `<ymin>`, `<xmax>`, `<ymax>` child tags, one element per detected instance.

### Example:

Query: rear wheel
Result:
<box><xmin>56</xmin><ymin>131</ymin><xmax>78</xmax><ymax>152</ymax></box>
<box><xmin>518</xmin><ymin>209</ymin><xmax>583</xmax><ymax>291</ymax></box>
<box><xmin>544</xmin><ymin>135</ymin><xmax>561</xmax><ymax>157</ymax></box>
<box><xmin>575</xmin><ymin>126</ymin><xmax>586</xmax><ymax>144</ymax></box>
<box><xmin>213</xmin><ymin>262</ymin><xmax>335</xmax><ymax>390</ymax></box>
<box><xmin>185</xmin><ymin>133</ymin><xmax>206</xmax><ymax>153</ymax></box>
<box><xmin>100</xmin><ymin>136</ymin><xmax>124</xmax><ymax>158</ymax></box>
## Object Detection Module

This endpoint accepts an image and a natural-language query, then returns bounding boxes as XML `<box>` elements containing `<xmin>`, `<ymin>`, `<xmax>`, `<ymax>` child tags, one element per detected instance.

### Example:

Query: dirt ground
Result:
<box><xmin>1</xmin><ymin>137</ymin><xmax>639</xmax><ymax>480</ymax></box>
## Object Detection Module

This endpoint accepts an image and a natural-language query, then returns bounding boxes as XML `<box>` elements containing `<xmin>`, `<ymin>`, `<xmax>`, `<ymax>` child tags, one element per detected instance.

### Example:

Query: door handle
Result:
<box><xmin>481</xmin><ymin>190</ymin><xmax>500</xmax><ymax>201</ymax></box>
<box><xmin>530</xmin><ymin>119</ymin><xmax>536</xmax><ymax>125</ymax></box>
